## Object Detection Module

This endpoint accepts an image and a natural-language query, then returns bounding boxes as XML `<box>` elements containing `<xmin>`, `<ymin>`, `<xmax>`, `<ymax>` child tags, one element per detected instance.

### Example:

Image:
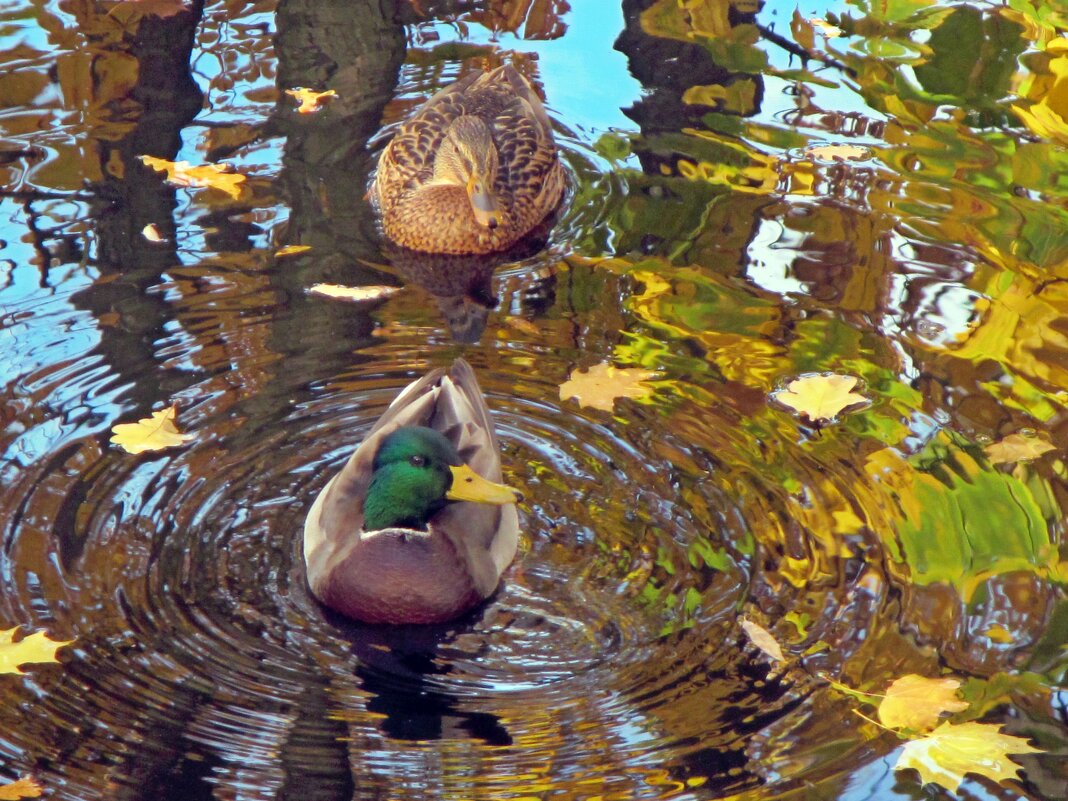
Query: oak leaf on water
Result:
<box><xmin>0</xmin><ymin>777</ymin><xmax>42</xmax><ymax>800</ymax></box>
<box><xmin>559</xmin><ymin>362</ymin><xmax>656</xmax><ymax>412</ymax></box>
<box><xmin>878</xmin><ymin>674</ymin><xmax>969</xmax><ymax>732</ymax></box>
<box><xmin>772</xmin><ymin>373</ymin><xmax>868</xmax><ymax>423</ymax></box>
<box><xmin>0</xmin><ymin>628</ymin><xmax>73</xmax><ymax>675</ymax></box>
<box><xmin>740</xmin><ymin>619</ymin><xmax>785</xmax><ymax>663</ymax></box>
<box><xmin>984</xmin><ymin>432</ymin><xmax>1056</xmax><ymax>464</ymax></box>
<box><xmin>504</xmin><ymin>317</ymin><xmax>540</xmax><ymax>336</ymax></box>
<box><xmin>896</xmin><ymin>721</ymin><xmax>1040</xmax><ymax>792</ymax></box>
<box><xmin>805</xmin><ymin>144</ymin><xmax>870</xmax><ymax>161</ymax></box>
<box><xmin>139</xmin><ymin>155</ymin><xmax>247</xmax><ymax>199</ymax></box>
<box><xmin>110</xmin><ymin>407</ymin><xmax>194</xmax><ymax>454</ymax></box>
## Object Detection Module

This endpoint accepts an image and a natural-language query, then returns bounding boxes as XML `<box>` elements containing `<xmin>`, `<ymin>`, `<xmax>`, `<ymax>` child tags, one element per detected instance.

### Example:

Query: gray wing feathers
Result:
<box><xmin>305</xmin><ymin>359</ymin><xmax>518</xmax><ymax>589</ymax></box>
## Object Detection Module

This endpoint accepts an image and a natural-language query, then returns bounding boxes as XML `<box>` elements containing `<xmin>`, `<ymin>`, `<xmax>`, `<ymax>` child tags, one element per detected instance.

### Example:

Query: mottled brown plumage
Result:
<box><xmin>371</xmin><ymin>65</ymin><xmax>565</xmax><ymax>255</ymax></box>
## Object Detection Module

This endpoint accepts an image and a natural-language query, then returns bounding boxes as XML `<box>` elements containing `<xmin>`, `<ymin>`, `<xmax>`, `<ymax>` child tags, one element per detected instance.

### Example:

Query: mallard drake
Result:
<box><xmin>303</xmin><ymin>359</ymin><xmax>522</xmax><ymax>624</ymax></box>
<box><xmin>371</xmin><ymin>64</ymin><xmax>566</xmax><ymax>255</ymax></box>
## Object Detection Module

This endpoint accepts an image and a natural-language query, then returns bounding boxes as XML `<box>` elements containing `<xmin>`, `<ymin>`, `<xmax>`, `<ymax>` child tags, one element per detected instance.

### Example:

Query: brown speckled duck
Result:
<box><xmin>371</xmin><ymin>65</ymin><xmax>565</xmax><ymax>255</ymax></box>
<box><xmin>303</xmin><ymin>359</ymin><xmax>522</xmax><ymax>624</ymax></box>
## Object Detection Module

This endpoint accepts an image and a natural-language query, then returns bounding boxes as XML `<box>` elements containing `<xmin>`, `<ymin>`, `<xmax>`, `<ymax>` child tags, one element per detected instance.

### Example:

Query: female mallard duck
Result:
<box><xmin>303</xmin><ymin>359</ymin><xmax>522</xmax><ymax>624</ymax></box>
<box><xmin>371</xmin><ymin>64</ymin><xmax>566</xmax><ymax>255</ymax></box>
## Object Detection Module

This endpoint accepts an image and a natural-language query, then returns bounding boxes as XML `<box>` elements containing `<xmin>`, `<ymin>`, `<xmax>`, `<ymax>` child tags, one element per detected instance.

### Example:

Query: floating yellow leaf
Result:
<box><xmin>110</xmin><ymin>407</ymin><xmax>194</xmax><ymax>454</ymax></box>
<box><xmin>878</xmin><ymin>675</ymin><xmax>969</xmax><ymax>733</ymax></box>
<box><xmin>984</xmin><ymin>433</ymin><xmax>1056</xmax><ymax>465</ymax></box>
<box><xmin>0</xmin><ymin>777</ymin><xmax>42</xmax><ymax>800</ymax></box>
<box><xmin>285</xmin><ymin>87</ymin><xmax>337</xmax><ymax>114</ymax></box>
<box><xmin>895</xmin><ymin>721</ymin><xmax>1041</xmax><ymax>792</ymax></box>
<box><xmin>308</xmin><ymin>284</ymin><xmax>401</xmax><ymax>303</ymax></box>
<box><xmin>139</xmin><ymin>155</ymin><xmax>247</xmax><ymax>199</ymax></box>
<box><xmin>805</xmin><ymin>144</ymin><xmax>871</xmax><ymax>162</ymax></box>
<box><xmin>740</xmin><ymin>619</ymin><xmax>785</xmax><ymax>662</ymax></box>
<box><xmin>275</xmin><ymin>244</ymin><xmax>312</xmax><ymax>257</ymax></box>
<box><xmin>141</xmin><ymin>223</ymin><xmax>165</xmax><ymax>242</ymax></box>
<box><xmin>985</xmin><ymin>625</ymin><xmax>1014</xmax><ymax>644</ymax></box>
<box><xmin>0</xmin><ymin>628</ymin><xmax>72</xmax><ymax>675</ymax></box>
<box><xmin>559</xmin><ymin>362</ymin><xmax>656</xmax><ymax>412</ymax></box>
<box><xmin>504</xmin><ymin>317</ymin><xmax>540</xmax><ymax>336</ymax></box>
<box><xmin>772</xmin><ymin>373</ymin><xmax>868</xmax><ymax>423</ymax></box>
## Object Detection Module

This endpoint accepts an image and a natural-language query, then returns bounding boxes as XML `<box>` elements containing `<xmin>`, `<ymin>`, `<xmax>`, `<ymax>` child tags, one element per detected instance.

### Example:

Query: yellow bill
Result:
<box><xmin>447</xmin><ymin>463</ymin><xmax>521</xmax><ymax>504</ymax></box>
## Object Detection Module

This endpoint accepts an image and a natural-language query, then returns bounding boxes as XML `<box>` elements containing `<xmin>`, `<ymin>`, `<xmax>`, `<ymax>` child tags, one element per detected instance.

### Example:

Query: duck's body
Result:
<box><xmin>303</xmin><ymin>359</ymin><xmax>521</xmax><ymax>624</ymax></box>
<box><xmin>371</xmin><ymin>65</ymin><xmax>565</xmax><ymax>255</ymax></box>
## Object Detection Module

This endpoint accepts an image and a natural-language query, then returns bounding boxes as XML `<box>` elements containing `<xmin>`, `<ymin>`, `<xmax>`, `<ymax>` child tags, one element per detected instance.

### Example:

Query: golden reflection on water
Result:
<box><xmin>0</xmin><ymin>0</ymin><xmax>1065</xmax><ymax>799</ymax></box>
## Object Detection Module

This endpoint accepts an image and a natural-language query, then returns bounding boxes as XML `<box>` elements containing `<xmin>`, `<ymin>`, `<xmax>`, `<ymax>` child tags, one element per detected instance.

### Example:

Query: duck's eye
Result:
<box><xmin>409</xmin><ymin>455</ymin><xmax>427</xmax><ymax>467</ymax></box>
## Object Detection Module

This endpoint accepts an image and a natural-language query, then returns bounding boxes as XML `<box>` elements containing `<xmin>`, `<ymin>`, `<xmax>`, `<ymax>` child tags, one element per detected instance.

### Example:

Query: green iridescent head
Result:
<box><xmin>363</xmin><ymin>426</ymin><xmax>519</xmax><ymax>531</ymax></box>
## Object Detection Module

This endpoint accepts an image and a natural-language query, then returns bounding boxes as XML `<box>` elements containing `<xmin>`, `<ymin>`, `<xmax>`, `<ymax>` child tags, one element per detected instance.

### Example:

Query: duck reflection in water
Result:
<box><xmin>386</xmin><ymin>246</ymin><xmax>500</xmax><ymax>344</ymax></box>
<box><xmin>384</xmin><ymin>217</ymin><xmax>556</xmax><ymax>344</ymax></box>
<box><xmin>324</xmin><ymin>608</ymin><xmax>513</xmax><ymax>746</ymax></box>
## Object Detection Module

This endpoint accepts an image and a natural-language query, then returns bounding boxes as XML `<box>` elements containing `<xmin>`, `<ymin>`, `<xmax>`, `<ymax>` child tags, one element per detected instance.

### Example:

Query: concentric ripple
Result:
<box><xmin>0</xmin><ymin>12</ymin><xmax>1017</xmax><ymax>801</ymax></box>
<box><xmin>0</xmin><ymin>310</ymin><xmax>891</xmax><ymax>800</ymax></box>
<box><xmin>0</xmin><ymin>180</ymin><xmax>924</xmax><ymax>801</ymax></box>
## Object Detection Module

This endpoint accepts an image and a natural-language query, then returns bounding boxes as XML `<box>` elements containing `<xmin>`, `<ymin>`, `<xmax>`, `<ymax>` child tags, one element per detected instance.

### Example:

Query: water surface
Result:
<box><xmin>0</xmin><ymin>0</ymin><xmax>1066</xmax><ymax>799</ymax></box>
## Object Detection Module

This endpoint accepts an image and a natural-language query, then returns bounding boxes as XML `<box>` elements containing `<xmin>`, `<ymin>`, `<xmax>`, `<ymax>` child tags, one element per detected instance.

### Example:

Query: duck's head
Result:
<box><xmin>363</xmin><ymin>426</ymin><xmax>520</xmax><ymax>531</ymax></box>
<box><xmin>435</xmin><ymin>116</ymin><xmax>502</xmax><ymax>230</ymax></box>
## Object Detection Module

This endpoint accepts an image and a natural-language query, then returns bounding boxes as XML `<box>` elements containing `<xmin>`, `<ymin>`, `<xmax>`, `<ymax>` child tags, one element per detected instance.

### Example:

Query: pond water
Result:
<box><xmin>0</xmin><ymin>0</ymin><xmax>1066</xmax><ymax>799</ymax></box>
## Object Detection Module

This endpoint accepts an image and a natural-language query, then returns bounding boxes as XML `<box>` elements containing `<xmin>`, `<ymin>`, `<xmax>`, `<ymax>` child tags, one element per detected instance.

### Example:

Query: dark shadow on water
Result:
<box><xmin>385</xmin><ymin>215</ymin><xmax>557</xmax><ymax>344</ymax></box>
<box><xmin>319</xmin><ymin>604</ymin><xmax>514</xmax><ymax>746</ymax></box>
<box><xmin>388</xmin><ymin>248</ymin><xmax>501</xmax><ymax>345</ymax></box>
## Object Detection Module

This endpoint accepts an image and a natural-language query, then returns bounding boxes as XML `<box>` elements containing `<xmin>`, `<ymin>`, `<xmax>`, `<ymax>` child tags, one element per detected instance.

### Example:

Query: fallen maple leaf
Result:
<box><xmin>308</xmin><ymin>284</ymin><xmax>401</xmax><ymax>302</ymax></box>
<box><xmin>984</xmin><ymin>433</ymin><xmax>1056</xmax><ymax>465</ymax></box>
<box><xmin>0</xmin><ymin>628</ymin><xmax>73</xmax><ymax>675</ymax></box>
<box><xmin>895</xmin><ymin>721</ymin><xmax>1041</xmax><ymax>792</ymax></box>
<box><xmin>285</xmin><ymin>87</ymin><xmax>338</xmax><ymax>114</ymax></box>
<box><xmin>275</xmin><ymin>244</ymin><xmax>312</xmax><ymax>257</ymax></box>
<box><xmin>879</xmin><ymin>675</ymin><xmax>969</xmax><ymax>733</ymax></box>
<box><xmin>0</xmin><ymin>777</ymin><xmax>42</xmax><ymax>800</ymax></box>
<box><xmin>139</xmin><ymin>155</ymin><xmax>247</xmax><ymax>199</ymax></box>
<box><xmin>559</xmin><ymin>362</ymin><xmax>656</xmax><ymax>412</ymax></box>
<box><xmin>110</xmin><ymin>406</ymin><xmax>194</xmax><ymax>454</ymax></box>
<box><xmin>805</xmin><ymin>144</ymin><xmax>871</xmax><ymax>162</ymax></box>
<box><xmin>772</xmin><ymin>373</ymin><xmax>868</xmax><ymax>423</ymax></box>
<box><xmin>740</xmin><ymin>619</ymin><xmax>785</xmax><ymax>662</ymax></box>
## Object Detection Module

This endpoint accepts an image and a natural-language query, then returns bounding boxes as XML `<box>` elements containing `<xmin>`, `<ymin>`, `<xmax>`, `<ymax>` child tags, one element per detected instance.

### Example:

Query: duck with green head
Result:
<box><xmin>303</xmin><ymin>360</ymin><xmax>522</xmax><ymax>624</ymax></box>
